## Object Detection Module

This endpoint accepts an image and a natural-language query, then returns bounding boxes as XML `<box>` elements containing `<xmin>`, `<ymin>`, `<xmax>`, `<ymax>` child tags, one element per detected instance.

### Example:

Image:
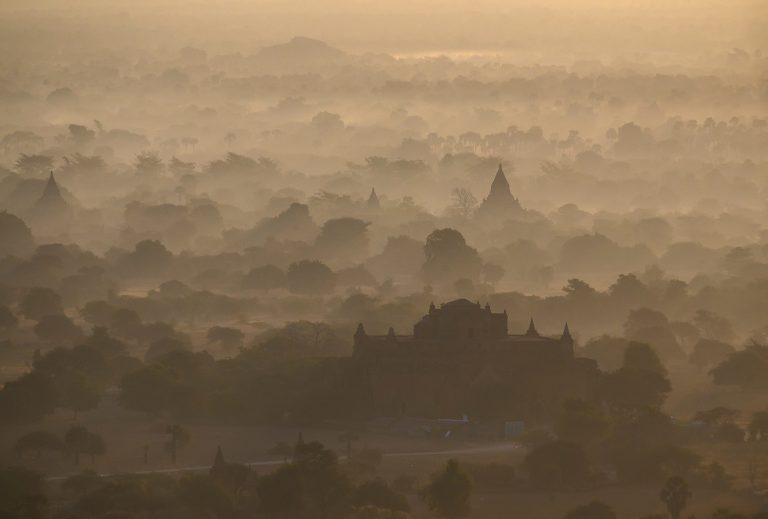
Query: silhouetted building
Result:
<box><xmin>367</xmin><ymin>188</ymin><xmax>380</xmax><ymax>209</ymax></box>
<box><xmin>29</xmin><ymin>172</ymin><xmax>73</xmax><ymax>236</ymax></box>
<box><xmin>475</xmin><ymin>164</ymin><xmax>523</xmax><ymax>218</ymax></box>
<box><xmin>353</xmin><ymin>299</ymin><xmax>598</xmax><ymax>421</ymax></box>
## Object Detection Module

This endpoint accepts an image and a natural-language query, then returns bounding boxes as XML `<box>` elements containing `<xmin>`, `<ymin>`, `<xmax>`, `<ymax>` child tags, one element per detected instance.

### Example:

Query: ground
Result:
<box><xmin>1</xmin><ymin>395</ymin><xmax>765</xmax><ymax>518</ymax></box>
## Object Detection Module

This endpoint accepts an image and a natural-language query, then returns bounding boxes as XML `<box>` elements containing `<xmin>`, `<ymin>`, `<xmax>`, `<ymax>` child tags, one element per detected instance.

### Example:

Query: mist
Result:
<box><xmin>0</xmin><ymin>1</ymin><xmax>767</xmax><ymax>518</ymax></box>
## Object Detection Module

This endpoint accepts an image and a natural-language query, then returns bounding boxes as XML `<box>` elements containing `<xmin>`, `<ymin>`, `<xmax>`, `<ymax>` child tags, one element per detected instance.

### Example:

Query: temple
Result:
<box><xmin>353</xmin><ymin>299</ymin><xmax>598</xmax><ymax>420</ymax></box>
<box><xmin>29</xmin><ymin>171</ymin><xmax>73</xmax><ymax>236</ymax></box>
<box><xmin>475</xmin><ymin>164</ymin><xmax>523</xmax><ymax>218</ymax></box>
<box><xmin>367</xmin><ymin>187</ymin><xmax>380</xmax><ymax>209</ymax></box>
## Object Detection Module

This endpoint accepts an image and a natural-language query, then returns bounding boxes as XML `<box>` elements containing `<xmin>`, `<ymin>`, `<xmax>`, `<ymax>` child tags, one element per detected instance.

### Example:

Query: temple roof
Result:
<box><xmin>367</xmin><ymin>187</ymin><xmax>380</xmax><ymax>208</ymax></box>
<box><xmin>478</xmin><ymin>164</ymin><xmax>522</xmax><ymax>214</ymax></box>
<box><xmin>40</xmin><ymin>172</ymin><xmax>64</xmax><ymax>201</ymax></box>
<box><xmin>442</xmin><ymin>298</ymin><xmax>478</xmax><ymax>308</ymax></box>
<box><xmin>489</xmin><ymin>164</ymin><xmax>511</xmax><ymax>197</ymax></box>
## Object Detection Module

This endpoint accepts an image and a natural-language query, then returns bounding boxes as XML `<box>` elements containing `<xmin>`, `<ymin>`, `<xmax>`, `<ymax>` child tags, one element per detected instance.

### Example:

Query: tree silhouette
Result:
<box><xmin>0</xmin><ymin>211</ymin><xmax>35</xmax><ymax>257</ymax></box>
<box><xmin>15</xmin><ymin>154</ymin><xmax>53</xmax><ymax>176</ymax></box>
<box><xmin>420</xmin><ymin>459</ymin><xmax>472</xmax><ymax>518</ymax></box>
<box><xmin>564</xmin><ymin>501</ymin><xmax>616</xmax><ymax>519</ymax></box>
<box><xmin>286</xmin><ymin>260</ymin><xmax>336</xmax><ymax>295</ymax></box>
<box><xmin>134</xmin><ymin>152</ymin><xmax>164</xmax><ymax>177</ymax></box>
<box><xmin>242</xmin><ymin>265</ymin><xmax>285</xmax><ymax>291</ymax></box>
<box><xmin>33</xmin><ymin>314</ymin><xmax>83</xmax><ymax>343</ymax></box>
<box><xmin>0</xmin><ymin>372</ymin><xmax>58</xmax><ymax>424</ymax></box>
<box><xmin>65</xmin><ymin>426</ymin><xmax>105</xmax><ymax>465</ymax></box>
<box><xmin>422</xmin><ymin>228</ymin><xmax>482</xmax><ymax>285</ymax></box>
<box><xmin>0</xmin><ymin>467</ymin><xmax>47</xmax><ymax>518</ymax></box>
<box><xmin>448</xmin><ymin>188</ymin><xmax>478</xmax><ymax>218</ymax></box>
<box><xmin>15</xmin><ymin>431</ymin><xmax>65</xmax><ymax>460</ymax></box>
<box><xmin>19</xmin><ymin>287</ymin><xmax>63</xmax><ymax>321</ymax></box>
<box><xmin>207</xmin><ymin>326</ymin><xmax>245</xmax><ymax>351</ymax></box>
<box><xmin>165</xmin><ymin>424</ymin><xmax>191</xmax><ymax>464</ymax></box>
<box><xmin>659</xmin><ymin>476</ymin><xmax>691</xmax><ymax>519</ymax></box>
<box><xmin>749</xmin><ymin>411</ymin><xmax>768</xmax><ymax>441</ymax></box>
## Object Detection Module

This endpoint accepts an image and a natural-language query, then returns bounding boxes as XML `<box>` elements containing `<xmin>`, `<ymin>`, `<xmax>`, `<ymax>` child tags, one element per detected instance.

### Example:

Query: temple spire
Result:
<box><xmin>561</xmin><ymin>322</ymin><xmax>573</xmax><ymax>342</ymax></box>
<box><xmin>525</xmin><ymin>318</ymin><xmax>539</xmax><ymax>337</ymax></box>
<box><xmin>477</xmin><ymin>163</ymin><xmax>522</xmax><ymax>216</ymax></box>
<box><xmin>41</xmin><ymin>171</ymin><xmax>63</xmax><ymax>200</ymax></box>
<box><xmin>367</xmin><ymin>187</ymin><xmax>380</xmax><ymax>208</ymax></box>
<box><xmin>355</xmin><ymin>323</ymin><xmax>367</xmax><ymax>337</ymax></box>
<box><xmin>213</xmin><ymin>445</ymin><xmax>225</xmax><ymax>468</ymax></box>
<box><xmin>489</xmin><ymin>164</ymin><xmax>511</xmax><ymax>198</ymax></box>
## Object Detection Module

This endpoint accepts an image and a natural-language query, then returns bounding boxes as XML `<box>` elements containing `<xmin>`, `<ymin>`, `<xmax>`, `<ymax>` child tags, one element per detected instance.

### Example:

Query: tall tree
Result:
<box><xmin>420</xmin><ymin>459</ymin><xmax>472</xmax><ymax>518</ymax></box>
<box><xmin>660</xmin><ymin>476</ymin><xmax>691</xmax><ymax>519</ymax></box>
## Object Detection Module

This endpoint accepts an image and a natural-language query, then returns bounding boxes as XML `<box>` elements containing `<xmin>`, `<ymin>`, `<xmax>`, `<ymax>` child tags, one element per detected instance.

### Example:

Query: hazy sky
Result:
<box><xmin>0</xmin><ymin>0</ymin><xmax>764</xmax><ymax>60</ymax></box>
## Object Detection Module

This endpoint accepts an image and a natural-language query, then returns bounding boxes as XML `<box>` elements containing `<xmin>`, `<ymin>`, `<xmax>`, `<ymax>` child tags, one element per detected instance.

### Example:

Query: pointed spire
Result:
<box><xmin>42</xmin><ymin>171</ymin><xmax>63</xmax><ymax>199</ymax></box>
<box><xmin>367</xmin><ymin>187</ymin><xmax>380</xmax><ymax>208</ymax></box>
<box><xmin>355</xmin><ymin>323</ymin><xmax>367</xmax><ymax>337</ymax></box>
<box><xmin>484</xmin><ymin>302</ymin><xmax>491</xmax><ymax>312</ymax></box>
<box><xmin>526</xmin><ymin>318</ymin><xmax>539</xmax><ymax>337</ymax></box>
<box><xmin>561</xmin><ymin>322</ymin><xmax>573</xmax><ymax>342</ymax></box>
<box><xmin>489</xmin><ymin>163</ymin><xmax>511</xmax><ymax>197</ymax></box>
<box><xmin>212</xmin><ymin>445</ymin><xmax>225</xmax><ymax>468</ymax></box>
<box><xmin>387</xmin><ymin>327</ymin><xmax>396</xmax><ymax>341</ymax></box>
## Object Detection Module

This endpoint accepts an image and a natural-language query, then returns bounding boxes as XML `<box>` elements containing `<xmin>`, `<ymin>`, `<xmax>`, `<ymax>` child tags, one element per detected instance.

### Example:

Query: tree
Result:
<box><xmin>711</xmin><ymin>345</ymin><xmax>768</xmax><ymax>389</ymax></box>
<box><xmin>564</xmin><ymin>501</ymin><xmax>616</xmax><ymax>519</ymax></box>
<box><xmin>33</xmin><ymin>314</ymin><xmax>84</xmax><ymax>343</ymax></box>
<box><xmin>15</xmin><ymin>430</ymin><xmax>65</xmax><ymax>459</ymax></box>
<box><xmin>0</xmin><ymin>304</ymin><xmax>18</xmax><ymax>330</ymax></box>
<box><xmin>659</xmin><ymin>476</ymin><xmax>691</xmax><ymax>519</ymax></box>
<box><xmin>80</xmin><ymin>300</ymin><xmax>116</xmax><ymax>327</ymax></box>
<box><xmin>258</xmin><ymin>441</ymin><xmax>350</xmax><ymax>518</ymax></box>
<box><xmin>0</xmin><ymin>372</ymin><xmax>58</xmax><ymax>424</ymax></box>
<box><xmin>15</xmin><ymin>153</ymin><xmax>53</xmax><ymax>176</ymax></box>
<box><xmin>169</xmin><ymin>157</ymin><xmax>196</xmax><ymax>177</ymax></box>
<box><xmin>242</xmin><ymin>264</ymin><xmax>286</xmax><ymax>291</ymax></box>
<box><xmin>59</xmin><ymin>373</ymin><xmax>101</xmax><ymax>418</ymax></box>
<box><xmin>448</xmin><ymin>188</ymin><xmax>478</xmax><ymax>218</ymax></box>
<box><xmin>286</xmin><ymin>260</ymin><xmax>336</xmax><ymax>295</ymax></box>
<box><xmin>689</xmin><ymin>339</ymin><xmax>734</xmax><ymax>369</ymax></box>
<box><xmin>207</xmin><ymin>326</ymin><xmax>245</xmax><ymax>351</ymax></box>
<box><xmin>19</xmin><ymin>287</ymin><xmax>63</xmax><ymax>321</ymax></box>
<box><xmin>694</xmin><ymin>407</ymin><xmax>739</xmax><ymax>427</ymax></box>
<box><xmin>749</xmin><ymin>411</ymin><xmax>768</xmax><ymax>441</ymax></box>
<box><xmin>422</xmin><ymin>228</ymin><xmax>482</xmax><ymax>285</ymax></box>
<box><xmin>554</xmin><ymin>399</ymin><xmax>610</xmax><ymax>448</ymax></box>
<box><xmin>0</xmin><ymin>211</ymin><xmax>35</xmax><ymax>257</ymax></box>
<box><xmin>315</xmin><ymin>218</ymin><xmax>370</xmax><ymax>263</ymax></box>
<box><xmin>580</xmin><ymin>336</ymin><xmax>630</xmax><ymax>371</ymax></box>
<box><xmin>352</xmin><ymin>478</ymin><xmax>410</xmax><ymax>513</ymax></box>
<box><xmin>694</xmin><ymin>309</ymin><xmax>734</xmax><ymax>342</ymax></box>
<box><xmin>523</xmin><ymin>441</ymin><xmax>588</xmax><ymax>489</ymax></box>
<box><xmin>420</xmin><ymin>459</ymin><xmax>472</xmax><ymax>518</ymax></box>
<box><xmin>165</xmin><ymin>424</ymin><xmax>191</xmax><ymax>464</ymax></box>
<box><xmin>134</xmin><ymin>152</ymin><xmax>164</xmax><ymax>177</ymax></box>
<box><xmin>65</xmin><ymin>426</ymin><xmax>105</xmax><ymax>465</ymax></box>
<box><xmin>267</xmin><ymin>441</ymin><xmax>295</xmax><ymax>462</ymax></box>
<box><xmin>145</xmin><ymin>337</ymin><xmax>189</xmax><ymax>362</ymax></box>
<box><xmin>623</xmin><ymin>342</ymin><xmax>667</xmax><ymax>376</ymax></box>
<box><xmin>601</xmin><ymin>367</ymin><xmax>671</xmax><ymax>410</ymax></box>
<box><xmin>257</xmin><ymin>463</ymin><xmax>302</xmax><ymax>516</ymax></box>
<box><xmin>482</xmin><ymin>263</ymin><xmax>504</xmax><ymax>286</ymax></box>
<box><xmin>624</xmin><ymin>308</ymin><xmax>669</xmax><ymax>337</ymax></box>
<box><xmin>339</xmin><ymin>431</ymin><xmax>360</xmax><ymax>460</ymax></box>
<box><xmin>118</xmin><ymin>365</ymin><xmax>175</xmax><ymax>415</ymax></box>
<box><xmin>0</xmin><ymin>467</ymin><xmax>47</xmax><ymax>518</ymax></box>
